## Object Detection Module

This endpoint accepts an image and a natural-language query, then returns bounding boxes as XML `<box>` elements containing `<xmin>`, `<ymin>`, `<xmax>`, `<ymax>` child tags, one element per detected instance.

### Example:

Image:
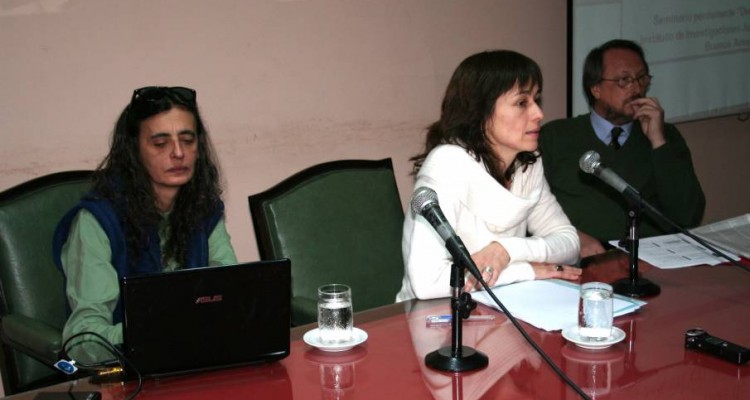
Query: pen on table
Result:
<box><xmin>425</xmin><ymin>314</ymin><xmax>496</xmax><ymax>325</ymax></box>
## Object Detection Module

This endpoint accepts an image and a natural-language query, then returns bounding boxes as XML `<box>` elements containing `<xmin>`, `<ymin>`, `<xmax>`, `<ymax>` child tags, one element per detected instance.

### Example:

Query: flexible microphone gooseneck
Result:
<box><xmin>411</xmin><ymin>187</ymin><xmax>592</xmax><ymax>400</ymax></box>
<box><xmin>579</xmin><ymin>150</ymin><xmax>748</xmax><ymax>273</ymax></box>
<box><xmin>579</xmin><ymin>150</ymin><xmax>660</xmax><ymax>296</ymax></box>
<box><xmin>579</xmin><ymin>150</ymin><xmax>640</xmax><ymax>203</ymax></box>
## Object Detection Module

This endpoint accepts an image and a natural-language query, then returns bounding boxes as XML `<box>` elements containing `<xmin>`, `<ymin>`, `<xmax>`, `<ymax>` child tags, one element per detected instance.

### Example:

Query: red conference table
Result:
<box><xmin>7</xmin><ymin>252</ymin><xmax>750</xmax><ymax>399</ymax></box>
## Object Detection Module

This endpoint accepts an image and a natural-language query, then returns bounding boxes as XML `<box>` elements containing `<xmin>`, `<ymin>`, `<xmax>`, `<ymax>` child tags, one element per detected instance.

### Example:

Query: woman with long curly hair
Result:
<box><xmin>54</xmin><ymin>86</ymin><xmax>237</xmax><ymax>361</ymax></box>
<box><xmin>396</xmin><ymin>51</ymin><xmax>581</xmax><ymax>301</ymax></box>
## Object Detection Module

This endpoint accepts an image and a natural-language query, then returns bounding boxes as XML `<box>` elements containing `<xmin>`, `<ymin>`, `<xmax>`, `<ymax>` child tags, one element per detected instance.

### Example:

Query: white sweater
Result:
<box><xmin>396</xmin><ymin>145</ymin><xmax>580</xmax><ymax>301</ymax></box>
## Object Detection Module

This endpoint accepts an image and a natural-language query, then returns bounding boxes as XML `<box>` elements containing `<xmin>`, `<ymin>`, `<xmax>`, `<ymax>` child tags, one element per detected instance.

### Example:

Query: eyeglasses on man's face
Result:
<box><xmin>600</xmin><ymin>73</ymin><xmax>652</xmax><ymax>89</ymax></box>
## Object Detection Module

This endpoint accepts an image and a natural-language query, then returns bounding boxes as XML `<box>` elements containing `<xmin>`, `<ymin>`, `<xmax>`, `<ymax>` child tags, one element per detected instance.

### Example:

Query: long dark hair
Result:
<box><xmin>411</xmin><ymin>50</ymin><xmax>542</xmax><ymax>186</ymax></box>
<box><xmin>93</xmin><ymin>87</ymin><xmax>223</xmax><ymax>266</ymax></box>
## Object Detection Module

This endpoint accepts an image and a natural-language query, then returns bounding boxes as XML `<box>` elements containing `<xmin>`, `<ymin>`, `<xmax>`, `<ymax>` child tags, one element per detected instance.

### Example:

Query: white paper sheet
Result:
<box><xmin>608</xmin><ymin>233</ymin><xmax>739</xmax><ymax>269</ymax></box>
<box><xmin>471</xmin><ymin>279</ymin><xmax>646</xmax><ymax>331</ymax></box>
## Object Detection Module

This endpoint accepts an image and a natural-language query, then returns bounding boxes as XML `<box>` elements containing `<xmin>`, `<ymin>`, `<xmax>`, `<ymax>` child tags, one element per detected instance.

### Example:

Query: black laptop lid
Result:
<box><xmin>120</xmin><ymin>259</ymin><xmax>291</xmax><ymax>377</ymax></box>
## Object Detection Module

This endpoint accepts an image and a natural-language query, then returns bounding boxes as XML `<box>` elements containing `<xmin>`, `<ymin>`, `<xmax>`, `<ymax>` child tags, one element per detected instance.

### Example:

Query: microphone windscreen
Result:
<box><xmin>579</xmin><ymin>150</ymin><xmax>601</xmax><ymax>174</ymax></box>
<box><xmin>410</xmin><ymin>186</ymin><xmax>438</xmax><ymax>216</ymax></box>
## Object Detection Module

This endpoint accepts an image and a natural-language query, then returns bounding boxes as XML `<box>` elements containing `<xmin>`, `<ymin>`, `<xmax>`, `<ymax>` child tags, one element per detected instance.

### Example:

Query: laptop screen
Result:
<box><xmin>120</xmin><ymin>259</ymin><xmax>291</xmax><ymax>377</ymax></box>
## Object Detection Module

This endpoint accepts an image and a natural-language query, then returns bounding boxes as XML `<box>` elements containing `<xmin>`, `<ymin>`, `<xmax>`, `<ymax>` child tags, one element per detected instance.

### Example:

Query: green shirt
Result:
<box><xmin>60</xmin><ymin>209</ymin><xmax>238</xmax><ymax>363</ymax></box>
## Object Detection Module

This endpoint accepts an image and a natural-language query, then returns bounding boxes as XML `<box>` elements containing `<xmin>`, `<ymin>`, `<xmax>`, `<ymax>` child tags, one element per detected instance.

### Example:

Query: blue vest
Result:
<box><xmin>52</xmin><ymin>193</ymin><xmax>224</xmax><ymax>323</ymax></box>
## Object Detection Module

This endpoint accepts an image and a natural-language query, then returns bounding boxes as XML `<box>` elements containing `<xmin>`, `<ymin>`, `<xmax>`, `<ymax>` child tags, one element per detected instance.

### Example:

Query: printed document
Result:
<box><xmin>608</xmin><ymin>233</ymin><xmax>740</xmax><ymax>269</ymax></box>
<box><xmin>472</xmin><ymin>279</ymin><xmax>646</xmax><ymax>331</ymax></box>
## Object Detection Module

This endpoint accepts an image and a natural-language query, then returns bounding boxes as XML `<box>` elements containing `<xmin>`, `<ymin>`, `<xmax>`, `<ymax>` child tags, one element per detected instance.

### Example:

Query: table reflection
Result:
<box><xmin>126</xmin><ymin>362</ymin><xmax>293</xmax><ymax>399</ymax></box>
<box><xmin>304</xmin><ymin>346</ymin><xmax>368</xmax><ymax>400</ymax></box>
<box><xmin>405</xmin><ymin>302</ymin><xmax>542</xmax><ymax>399</ymax></box>
<box><xmin>561</xmin><ymin>343</ymin><xmax>626</xmax><ymax>399</ymax></box>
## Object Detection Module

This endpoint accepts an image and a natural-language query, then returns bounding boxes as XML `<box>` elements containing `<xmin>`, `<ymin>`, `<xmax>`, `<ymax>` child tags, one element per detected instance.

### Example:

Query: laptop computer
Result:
<box><xmin>119</xmin><ymin>259</ymin><xmax>291</xmax><ymax>377</ymax></box>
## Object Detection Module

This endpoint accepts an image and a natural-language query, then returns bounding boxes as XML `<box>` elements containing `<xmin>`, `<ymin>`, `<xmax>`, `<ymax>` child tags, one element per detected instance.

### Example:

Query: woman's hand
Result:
<box><xmin>464</xmin><ymin>241</ymin><xmax>510</xmax><ymax>292</ymax></box>
<box><xmin>531</xmin><ymin>262</ymin><xmax>582</xmax><ymax>281</ymax></box>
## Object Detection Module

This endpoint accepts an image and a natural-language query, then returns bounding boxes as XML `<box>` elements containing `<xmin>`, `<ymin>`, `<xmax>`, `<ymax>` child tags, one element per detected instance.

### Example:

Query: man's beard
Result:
<box><xmin>602</xmin><ymin>96</ymin><xmax>640</xmax><ymax>125</ymax></box>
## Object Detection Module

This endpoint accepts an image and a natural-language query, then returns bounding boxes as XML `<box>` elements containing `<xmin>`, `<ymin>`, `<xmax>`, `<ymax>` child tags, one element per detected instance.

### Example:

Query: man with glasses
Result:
<box><xmin>539</xmin><ymin>39</ymin><xmax>705</xmax><ymax>258</ymax></box>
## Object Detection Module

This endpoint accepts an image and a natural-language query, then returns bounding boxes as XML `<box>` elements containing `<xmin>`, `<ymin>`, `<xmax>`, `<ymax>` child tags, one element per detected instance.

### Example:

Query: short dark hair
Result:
<box><xmin>412</xmin><ymin>50</ymin><xmax>542</xmax><ymax>185</ymax></box>
<box><xmin>582</xmin><ymin>39</ymin><xmax>648</xmax><ymax>108</ymax></box>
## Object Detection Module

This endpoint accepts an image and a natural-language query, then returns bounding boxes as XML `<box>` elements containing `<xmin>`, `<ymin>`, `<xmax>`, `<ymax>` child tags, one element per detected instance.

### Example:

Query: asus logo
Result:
<box><xmin>195</xmin><ymin>295</ymin><xmax>223</xmax><ymax>304</ymax></box>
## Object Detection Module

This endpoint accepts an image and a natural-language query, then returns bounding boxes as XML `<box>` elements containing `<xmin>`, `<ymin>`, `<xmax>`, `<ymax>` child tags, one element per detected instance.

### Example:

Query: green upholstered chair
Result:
<box><xmin>0</xmin><ymin>171</ymin><xmax>92</xmax><ymax>394</ymax></box>
<box><xmin>249</xmin><ymin>159</ymin><xmax>405</xmax><ymax>326</ymax></box>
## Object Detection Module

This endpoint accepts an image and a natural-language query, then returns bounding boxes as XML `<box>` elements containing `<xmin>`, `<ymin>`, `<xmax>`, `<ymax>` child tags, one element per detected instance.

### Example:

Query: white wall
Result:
<box><xmin>0</xmin><ymin>0</ymin><xmax>568</xmax><ymax>263</ymax></box>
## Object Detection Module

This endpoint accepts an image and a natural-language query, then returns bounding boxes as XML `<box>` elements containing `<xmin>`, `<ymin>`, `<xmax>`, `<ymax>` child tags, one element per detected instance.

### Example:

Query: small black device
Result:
<box><xmin>684</xmin><ymin>328</ymin><xmax>750</xmax><ymax>365</ymax></box>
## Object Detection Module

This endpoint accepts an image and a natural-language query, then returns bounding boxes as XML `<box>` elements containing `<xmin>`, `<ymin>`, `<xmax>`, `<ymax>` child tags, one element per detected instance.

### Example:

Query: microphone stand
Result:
<box><xmin>613</xmin><ymin>187</ymin><xmax>749</xmax><ymax>293</ymax></box>
<box><xmin>425</xmin><ymin>263</ymin><xmax>488</xmax><ymax>372</ymax></box>
<box><xmin>613</xmin><ymin>204</ymin><xmax>661</xmax><ymax>297</ymax></box>
<box><xmin>451</xmin><ymin>371</ymin><xmax>464</xmax><ymax>400</ymax></box>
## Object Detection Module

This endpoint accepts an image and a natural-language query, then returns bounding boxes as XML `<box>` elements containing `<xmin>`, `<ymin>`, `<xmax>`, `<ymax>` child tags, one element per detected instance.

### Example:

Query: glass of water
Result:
<box><xmin>318</xmin><ymin>284</ymin><xmax>353</xmax><ymax>344</ymax></box>
<box><xmin>578</xmin><ymin>282</ymin><xmax>614</xmax><ymax>342</ymax></box>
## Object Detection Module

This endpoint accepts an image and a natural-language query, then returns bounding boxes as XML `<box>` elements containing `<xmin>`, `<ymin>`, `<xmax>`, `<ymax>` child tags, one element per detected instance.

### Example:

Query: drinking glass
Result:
<box><xmin>318</xmin><ymin>284</ymin><xmax>353</xmax><ymax>344</ymax></box>
<box><xmin>578</xmin><ymin>282</ymin><xmax>614</xmax><ymax>342</ymax></box>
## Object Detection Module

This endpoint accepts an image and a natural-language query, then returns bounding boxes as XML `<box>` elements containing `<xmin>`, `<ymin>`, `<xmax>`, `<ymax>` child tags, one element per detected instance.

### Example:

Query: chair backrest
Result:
<box><xmin>0</xmin><ymin>171</ymin><xmax>92</xmax><ymax>394</ymax></box>
<box><xmin>249</xmin><ymin>159</ymin><xmax>404</xmax><ymax>325</ymax></box>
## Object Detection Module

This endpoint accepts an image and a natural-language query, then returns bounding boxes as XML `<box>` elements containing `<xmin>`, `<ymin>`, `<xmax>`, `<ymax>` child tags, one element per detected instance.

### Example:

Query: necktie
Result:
<box><xmin>610</xmin><ymin>127</ymin><xmax>623</xmax><ymax>150</ymax></box>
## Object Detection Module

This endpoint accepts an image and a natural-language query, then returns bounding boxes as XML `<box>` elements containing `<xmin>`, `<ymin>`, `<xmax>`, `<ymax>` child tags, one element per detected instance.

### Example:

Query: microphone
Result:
<box><xmin>578</xmin><ymin>150</ymin><xmax>747</xmax><ymax>273</ymax></box>
<box><xmin>579</xmin><ymin>150</ymin><xmax>640</xmax><ymax>204</ymax></box>
<box><xmin>410</xmin><ymin>187</ymin><xmax>483</xmax><ymax>280</ymax></box>
<box><xmin>412</xmin><ymin>187</ymin><xmax>596</xmax><ymax>396</ymax></box>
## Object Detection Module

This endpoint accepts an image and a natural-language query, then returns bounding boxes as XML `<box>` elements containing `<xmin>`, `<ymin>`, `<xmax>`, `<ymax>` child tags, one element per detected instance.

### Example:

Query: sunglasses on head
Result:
<box><xmin>130</xmin><ymin>86</ymin><xmax>197</xmax><ymax>108</ymax></box>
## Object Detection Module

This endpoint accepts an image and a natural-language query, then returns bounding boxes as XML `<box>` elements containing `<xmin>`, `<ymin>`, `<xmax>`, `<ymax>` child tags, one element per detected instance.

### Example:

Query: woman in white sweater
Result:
<box><xmin>396</xmin><ymin>50</ymin><xmax>581</xmax><ymax>301</ymax></box>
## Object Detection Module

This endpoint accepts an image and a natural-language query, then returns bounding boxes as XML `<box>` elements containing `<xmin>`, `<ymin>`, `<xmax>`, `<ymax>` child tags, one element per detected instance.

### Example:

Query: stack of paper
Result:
<box><xmin>690</xmin><ymin>214</ymin><xmax>750</xmax><ymax>259</ymax></box>
<box><xmin>471</xmin><ymin>279</ymin><xmax>646</xmax><ymax>331</ymax></box>
<box><xmin>608</xmin><ymin>233</ymin><xmax>740</xmax><ymax>269</ymax></box>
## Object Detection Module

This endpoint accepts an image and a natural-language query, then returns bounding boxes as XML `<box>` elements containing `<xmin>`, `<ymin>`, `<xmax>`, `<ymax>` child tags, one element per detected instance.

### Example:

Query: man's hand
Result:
<box><xmin>630</xmin><ymin>97</ymin><xmax>666</xmax><ymax>148</ymax></box>
<box><xmin>578</xmin><ymin>230</ymin><xmax>607</xmax><ymax>259</ymax></box>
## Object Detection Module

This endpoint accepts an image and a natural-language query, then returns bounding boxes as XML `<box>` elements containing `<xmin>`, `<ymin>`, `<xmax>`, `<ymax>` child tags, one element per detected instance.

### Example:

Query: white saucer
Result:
<box><xmin>303</xmin><ymin>327</ymin><xmax>368</xmax><ymax>352</ymax></box>
<box><xmin>562</xmin><ymin>326</ymin><xmax>626</xmax><ymax>350</ymax></box>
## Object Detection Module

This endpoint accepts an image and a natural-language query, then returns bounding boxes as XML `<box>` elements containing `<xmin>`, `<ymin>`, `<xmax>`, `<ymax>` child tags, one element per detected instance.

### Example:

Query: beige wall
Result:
<box><xmin>0</xmin><ymin>0</ymin><xmax>746</xmax><ymax>266</ymax></box>
<box><xmin>0</xmin><ymin>0</ymin><xmax>569</xmax><ymax>263</ymax></box>
<box><xmin>679</xmin><ymin>116</ymin><xmax>750</xmax><ymax>224</ymax></box>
